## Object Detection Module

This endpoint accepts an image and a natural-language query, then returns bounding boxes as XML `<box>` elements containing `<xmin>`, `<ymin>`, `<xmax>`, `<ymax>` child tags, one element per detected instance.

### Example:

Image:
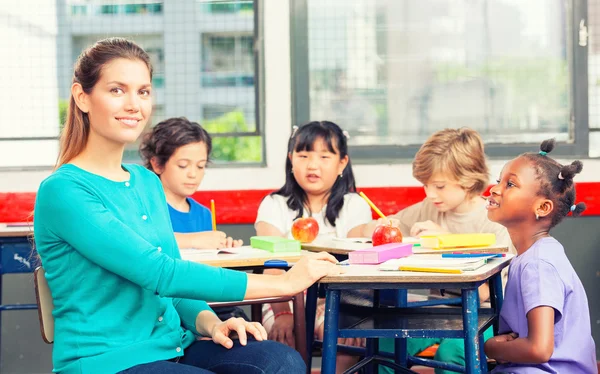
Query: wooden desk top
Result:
<box><xmin>302</xmin><ymin>238</ymin><xmax>509</xmax><ymax>256</ymax></box>
<box><xmin>0</xmin><ymin>224</ymin><xmax>32</xmax><ymax>238</ymax></box>
<box><xmin>181</xmin><ymin>247</ymin><xmax>307</xmax><ymax>268</ymax></box>
<box><xmin>320</xmin><ymin>255</ymin><xmax>513</xmax><ymax>284</ymax></box>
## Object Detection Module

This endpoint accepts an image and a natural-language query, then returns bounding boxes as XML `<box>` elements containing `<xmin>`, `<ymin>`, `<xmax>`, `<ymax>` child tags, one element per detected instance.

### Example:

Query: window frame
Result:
<box><xmin>290</xmin><ymin>0</ymin><xmax>589</xmax><ymax>161</ymax></box>
<box><xmin>0</xmin><ymin>0</ymin><xmax>266</xmax><ymax>169</ymax></box>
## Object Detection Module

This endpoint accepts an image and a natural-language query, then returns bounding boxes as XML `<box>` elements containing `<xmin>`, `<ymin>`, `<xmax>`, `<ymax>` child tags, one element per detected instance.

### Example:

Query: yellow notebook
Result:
<box><xmin>419</xmin><ymin>233</ymin><xmax>496</xmax><ymax>249</ymax></box>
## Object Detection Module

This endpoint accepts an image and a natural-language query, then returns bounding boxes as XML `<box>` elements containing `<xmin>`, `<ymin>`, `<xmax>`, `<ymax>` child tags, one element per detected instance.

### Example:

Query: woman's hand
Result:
<box><xmin>409</xmin><ymin>220</ymin><xmax>446</xmax><ymax>237</ymax></box>
<box><xmin>210</xmin><ymin>317</ymin><xmax>268</xmax><ymax>349</ymax></box>
<box><xmin>282</xmin><ymin>252</ymin><xmax>342</xmax><ymax>295</ymax></box>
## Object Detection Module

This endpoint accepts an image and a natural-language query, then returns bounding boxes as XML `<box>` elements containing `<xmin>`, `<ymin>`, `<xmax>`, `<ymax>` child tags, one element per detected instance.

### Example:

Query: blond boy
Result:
<box><xmin>363</xmin><ymin>128</ymin><xmax>513</xmax><ymax>374</ymax></box>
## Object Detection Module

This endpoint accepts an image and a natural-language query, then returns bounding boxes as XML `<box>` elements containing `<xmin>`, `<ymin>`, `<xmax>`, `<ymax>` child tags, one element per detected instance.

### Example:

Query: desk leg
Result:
<box><xmin>291</xmin><ymin>291</ymin><xmax>309</xmax><ymax>370</ymax></box>
<box><xmin>0</xmin><ymin>273</ymin><xmax>2</xmax><ymax>366</ymax></box>
<box><xmin>305</xmin><ymin>283</ymin><xmax>318</xmax><ymax>369</ymax></box>
<box><xmin>462</xmin><ymin>288</ymin><xmax>481</xmax><ymax>374</ymax></box>
<box><xmin>394</xmin><ymin>289</ymin><xmax>408</xmax><ymax>368</ymax></box>
<box><xmin>489</xmin><ymin>273</ymin><xmax>504</xmax><ymax>336</ymax></box>
<box><xmin>322</xmin><ymin>288</ymin><xmax>340</xmax><ymax>374</ymax></box>
<box><xmin>479</xmin><ymin>333</ymin><xmax>488</xmax><ymax>374</ymax></box>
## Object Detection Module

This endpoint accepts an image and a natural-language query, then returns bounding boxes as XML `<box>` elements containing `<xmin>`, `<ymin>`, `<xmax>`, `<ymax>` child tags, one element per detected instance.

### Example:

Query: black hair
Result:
<box><xmin>521</xmin><ymin>139</ymin><xmax>586</xmax><ymax>228</ymax></box>
<box><xmin>272</xmin><ymin>121</ymin><xmax>357</xmax><ymax>227</ymax></box>
<box><xmin>139</xmin><ymin>117</ymin><xmax>212</xmax><ymax>173</ymax></box>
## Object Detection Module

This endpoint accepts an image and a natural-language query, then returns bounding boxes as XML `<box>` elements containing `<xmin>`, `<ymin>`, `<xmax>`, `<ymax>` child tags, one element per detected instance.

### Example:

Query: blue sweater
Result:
<box><xmin>168</xmin><ymin>198</ymin><xmax>212</xmax><ymax>233</ymax></box>
<box><xmin>33</xmin><ymin>164</ymin><xmax>247</xmax><ymax>374</ymax></box>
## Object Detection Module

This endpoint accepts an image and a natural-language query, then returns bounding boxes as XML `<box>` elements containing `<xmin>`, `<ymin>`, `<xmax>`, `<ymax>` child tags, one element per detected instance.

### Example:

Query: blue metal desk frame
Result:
<box><xmin>0</xmin><ymin>230</ymin><xmax>38</xmax><ymax>366</ymax></box>
<box><xmin>319</xmin><ymin>263</ymin><xmax>507</xmax><ymax>374</ymax></box>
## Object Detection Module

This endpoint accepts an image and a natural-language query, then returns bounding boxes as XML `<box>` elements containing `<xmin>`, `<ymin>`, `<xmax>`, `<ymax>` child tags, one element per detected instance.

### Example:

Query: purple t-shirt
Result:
<box><xmin>493</xmin><ymin>237</ymin><xmax>596</xmax><ymax>373</ymax></box>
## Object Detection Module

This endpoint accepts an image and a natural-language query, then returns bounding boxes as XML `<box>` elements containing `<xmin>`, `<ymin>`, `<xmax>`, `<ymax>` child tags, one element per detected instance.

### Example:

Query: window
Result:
<box><xmin>202</xmin><ymin>33</ymin><xmax>255</xmax><ymax>87</ymax></box>
<box><xmin>1</xmin><ymin>0</ymin><xmax>264</xmax><ymax>168</ymax></box>
<box><xmin>292</xmin><ymin>0</ymin><xmax>588</xmax><ymax>159</ymax></box>
<box><xmin>198</xmin><ymin>1</ymin><xmax>261</xmax><ymax>163</ymax></box>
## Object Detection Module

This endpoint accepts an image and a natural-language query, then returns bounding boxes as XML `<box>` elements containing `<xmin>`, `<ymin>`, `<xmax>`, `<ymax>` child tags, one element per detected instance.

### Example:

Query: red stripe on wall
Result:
<box><xmin>1</xmin><ymin>183</ymin><xmax>599</xmax><ymax>224</ymax></box>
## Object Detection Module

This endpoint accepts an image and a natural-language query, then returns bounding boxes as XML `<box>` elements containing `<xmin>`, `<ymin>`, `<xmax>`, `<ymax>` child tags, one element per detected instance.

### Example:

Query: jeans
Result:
<box><xmin>118</xmin><ymin>338</ymin><xmax>306</xmax><ymax>374</ymax></box>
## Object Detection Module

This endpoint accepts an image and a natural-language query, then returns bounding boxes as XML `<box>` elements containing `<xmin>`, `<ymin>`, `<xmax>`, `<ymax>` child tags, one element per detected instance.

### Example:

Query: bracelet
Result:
<box><xmin>274</xmin><ymin>311</ymin><xmax>293</xmax><ymax>320</ymax></box>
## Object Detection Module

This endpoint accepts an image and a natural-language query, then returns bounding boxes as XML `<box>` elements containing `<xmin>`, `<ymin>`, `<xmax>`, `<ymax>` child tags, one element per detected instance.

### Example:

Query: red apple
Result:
<box><xmin>372</xmin><ymin>223</ymin><xmax>403</xmax><ymax>246</ymax></box>
<box><xmin>291</xmin><ymin>217</ymin><xmax>319</xmax><ymax>243</ymax></box>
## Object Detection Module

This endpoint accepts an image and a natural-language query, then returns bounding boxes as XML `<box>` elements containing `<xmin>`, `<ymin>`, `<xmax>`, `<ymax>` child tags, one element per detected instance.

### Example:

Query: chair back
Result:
<box><xmin>33</xmin><ymin>267</ymin><xmax>54</xmax><ymax>344</ymax></box>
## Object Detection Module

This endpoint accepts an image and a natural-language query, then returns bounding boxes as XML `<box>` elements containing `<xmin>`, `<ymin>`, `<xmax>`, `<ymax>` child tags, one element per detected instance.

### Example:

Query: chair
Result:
<box><xmin>33</xmin><ymin>267</ymin><xmax>308</xmax><ymax>366</ymax></box>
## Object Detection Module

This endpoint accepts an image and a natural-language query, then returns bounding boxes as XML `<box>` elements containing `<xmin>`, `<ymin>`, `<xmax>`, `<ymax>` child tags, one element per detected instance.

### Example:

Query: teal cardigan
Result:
<box><xmin>33</xmin><ymin>164</ymin><xmax>248</xmax><ymax>374</ymax></box>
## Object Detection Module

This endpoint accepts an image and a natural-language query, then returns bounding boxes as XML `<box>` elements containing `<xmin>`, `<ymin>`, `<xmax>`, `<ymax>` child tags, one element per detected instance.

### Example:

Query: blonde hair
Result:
<box><xmin>57</xmin><ymin>38</ymin><xmax>152</xmax><ymax>168</ymax></box>
<box><xmin>412</xmin><ymin>127</ymin><xmax>489</xmax><ymax>196</ymax></box>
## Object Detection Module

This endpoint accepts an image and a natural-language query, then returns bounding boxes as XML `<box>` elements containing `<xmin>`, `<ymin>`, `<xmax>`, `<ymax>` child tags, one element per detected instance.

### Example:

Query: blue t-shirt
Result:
<box><xmin>168</xmin><ymin>198</ymin><xmax>212</xmax><ymax>233</ymax></box>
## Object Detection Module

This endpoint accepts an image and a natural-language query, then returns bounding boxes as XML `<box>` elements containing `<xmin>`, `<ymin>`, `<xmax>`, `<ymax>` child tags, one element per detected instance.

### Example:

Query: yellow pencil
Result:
<box><xmin>359</xmin><ymin>191</ymin><xmax>386</xmax><ymax>219</ymax></box>
<box><xmin>210</xmin><ymin>199</ymin><xmax>217</xmax><ymax>231</ymax></box>
<box><xmin>399</xmin><ymin>266</ymin><xmax>462</xmax><ymax>274</ymax></box>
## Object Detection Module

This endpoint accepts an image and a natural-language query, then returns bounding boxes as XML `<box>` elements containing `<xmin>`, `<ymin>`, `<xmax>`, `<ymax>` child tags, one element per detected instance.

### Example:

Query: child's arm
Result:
<box><xmin>485</xmin><ymin>306</ymin><xmax>555</xmax><ymax>363</ymax></box>
<box><xmin>174</xmin><ymin>231</ymin><xmax>242</xmax><ymax>249</ymax></box>
<box><xmin>362</xmin><ymin>201</ymin><xmax>425</xmax><ymax>237</ymax></box>
<box><xmin>255</xmin><ymin>221</ymin><xmax>285</xmax><ymax>237</ymax></box>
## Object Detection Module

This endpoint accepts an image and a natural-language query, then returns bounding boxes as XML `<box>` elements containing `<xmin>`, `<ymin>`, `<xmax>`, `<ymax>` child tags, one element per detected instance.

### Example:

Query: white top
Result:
<box><xmin>255</xmin><ymin>193</ymin><xmax>372</xmax><ymax>239</ymax></box>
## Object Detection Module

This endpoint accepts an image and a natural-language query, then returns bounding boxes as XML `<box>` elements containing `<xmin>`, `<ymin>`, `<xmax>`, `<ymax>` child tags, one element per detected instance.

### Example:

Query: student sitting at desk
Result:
<box><xmin>255</xmin><ymin>121</ymin><xmax>372</xmax><ymax>370</ymax></box>
<box><xmin>33</xmin><ymin>37</ymin><xmax>342</xmax><ymax>374</ymax></box>
<box><xmin>140</xmin><ymin>117</ymin><xmax>248</xmax><ymax>321</ymax></box>
<box><xmin>362</xmin><ymin>128</ymin><xmax>515</xmax><ymax>374</ymax></box>
<box><xmin>484</xmin><ymin>139</ymin><xmax>596</xmax><ymax>373</ymax></box>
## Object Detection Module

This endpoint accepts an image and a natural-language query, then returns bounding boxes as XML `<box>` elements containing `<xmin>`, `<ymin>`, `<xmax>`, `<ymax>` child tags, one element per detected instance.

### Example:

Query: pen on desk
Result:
<box><xmin>398</xmin><ymin>266</ymin><xmax>462</xmax><ymax>274</ymax></box>
<box><xmin>444</xmin><ymin>253</ymin><xmax>505</xmax><ymax>258</ymax></box>
<box><xmin>210</xmin><ymin>199</ymin><xmax>217</xmax><ymax>231</ymax></box>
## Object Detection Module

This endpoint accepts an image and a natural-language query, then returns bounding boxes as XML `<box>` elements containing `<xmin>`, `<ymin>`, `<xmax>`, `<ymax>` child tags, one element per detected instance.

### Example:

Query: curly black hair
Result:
<box><xmin>520</xmin><ymin>139</ymin><xmax>586</xmax><ymax>228</ymax></box>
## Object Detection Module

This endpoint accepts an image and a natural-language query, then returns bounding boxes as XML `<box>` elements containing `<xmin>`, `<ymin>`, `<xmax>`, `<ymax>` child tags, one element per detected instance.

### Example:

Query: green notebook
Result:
<box><xmin>250</xmin><ymin>236</ymin><xmax>301</xmax><ymax>253</ymax></box>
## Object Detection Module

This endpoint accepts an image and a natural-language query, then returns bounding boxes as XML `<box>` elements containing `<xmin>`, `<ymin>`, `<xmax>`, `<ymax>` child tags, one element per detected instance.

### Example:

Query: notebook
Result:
<box><xmin>419</xmin><ymin>233</ymin><xmax>496</xmax><ymax>249</ymax></box>
<box><xmin>250</xmin><ymin>236</ymin><xmax>301</xmax><ymax>252</ymax></box>
<box><xmin>379</xmin><ymin>254</ymin><xmax>493</xmax><ymax>273</ymax></box>
<box><xmin>179</xmin><ymin>246</ymin><xmax>254</xmax><ymax>256</ymax></box>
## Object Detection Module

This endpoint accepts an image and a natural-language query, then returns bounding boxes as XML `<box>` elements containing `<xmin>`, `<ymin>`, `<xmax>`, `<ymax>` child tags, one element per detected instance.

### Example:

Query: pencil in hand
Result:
<box><xmin>210</xmin><ymin>199</ymin><xmax>217</xmax><ymax>231</ymax></box>
<box><xmin>359</xmin><ymin>191</ymin><xmax>386</xmax><ymax>219</ymax></box>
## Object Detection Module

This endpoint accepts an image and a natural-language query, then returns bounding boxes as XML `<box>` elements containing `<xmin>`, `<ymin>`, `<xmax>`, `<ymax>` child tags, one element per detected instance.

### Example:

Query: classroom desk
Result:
<box><xmin>319</xmin><ymin>256</ymin><xmax>512</xmax><ymax>374</ymax></box>
<box><xmin>302</xmin><ymin>239</ymin><xmax>510</xmax><ymax>256</ymax></box>
<box><xmin>0</xmin><ymin>224</ymin><xmax>38</xmax><ymax>367</ymax></box>
<box><xmin>301</xmin><ymin>239</ymin><xmax>510</xmax><ymax>368</ymax></box>
<box><xmin>180</xmin><ymin>247</ymin><xmax>305</xmax><ymax>268</ymax></box>
<box><xmin>181</xmin><ymin>247</ymin><xmax>310</xmax><ymax>368</ymax></box>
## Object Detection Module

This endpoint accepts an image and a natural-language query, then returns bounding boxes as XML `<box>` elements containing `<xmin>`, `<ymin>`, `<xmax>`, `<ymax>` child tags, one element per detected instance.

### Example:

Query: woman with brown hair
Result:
<box><xmin>33</xmin><ymin>37</ymin><xmax>340</xmax><ymax>374</ymax></box>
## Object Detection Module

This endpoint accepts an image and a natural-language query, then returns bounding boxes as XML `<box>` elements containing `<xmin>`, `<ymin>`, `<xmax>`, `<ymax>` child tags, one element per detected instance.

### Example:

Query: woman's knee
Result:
<box><xmin>263</xmin><ymin>341</ymin><xmax>305</xmax><ymax>373</ymax></box>
<box><xmin>238</xmin><ymin>340</ymin><xmax>305</xmax><ymax>374</ymax></box>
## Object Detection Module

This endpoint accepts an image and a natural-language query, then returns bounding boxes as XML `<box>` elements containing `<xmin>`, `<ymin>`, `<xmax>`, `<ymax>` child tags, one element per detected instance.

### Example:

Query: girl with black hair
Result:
<box><xmin>484</xmin><ymin>139</ymin><xmax>596</xmax><ymax>373</ymax></box>
<box><xmin>255</xmin><ymin>121</ymin><xmax>371</xmax><ymax>367</ymax></box>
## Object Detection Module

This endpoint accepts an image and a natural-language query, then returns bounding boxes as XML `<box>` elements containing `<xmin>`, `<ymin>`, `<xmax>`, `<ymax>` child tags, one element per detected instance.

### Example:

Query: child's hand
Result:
<box><xmin>484</xmin><ymin>332</ymin><xmax>518</xmax><ymax>362</ymax></box>
<box><xmin>192</xmin><ymin>231</ymin><xmax>237</xmax><ymax>249</ymax></box>
<box><xmin>210</xmin><ymin>317</ymin><xmax>267</xmax><ymax>349</ymax></box>
<box><xmin>192</xmin><ymin>231</ymin><xmax>227</xmax><ymax>249</ymax></box>
<box><xmin>492</xmin><ymin>332</ymin><xmax>519</xmax><ymax>343</ymax></box>
<box><xmin>269</xmin><ymin>314</ymin><xmax>295</xmax><ymax>348</ymax></box>
<box><xmin>375</xmin><ymin>217</ymin><xmax>400</xmax><ymax>228</ymax></box>
<box><xmin>410</xmin><ymin>220</ymin><xmax>446</xmax><ymax>237</ymax></box>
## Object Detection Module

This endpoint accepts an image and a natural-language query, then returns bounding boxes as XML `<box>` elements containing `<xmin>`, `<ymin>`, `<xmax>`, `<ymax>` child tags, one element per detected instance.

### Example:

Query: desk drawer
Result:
<box><xmin>1</xmin><ymin>239</ymin><xmax>36</xmax><ymax>274</ymax></box>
